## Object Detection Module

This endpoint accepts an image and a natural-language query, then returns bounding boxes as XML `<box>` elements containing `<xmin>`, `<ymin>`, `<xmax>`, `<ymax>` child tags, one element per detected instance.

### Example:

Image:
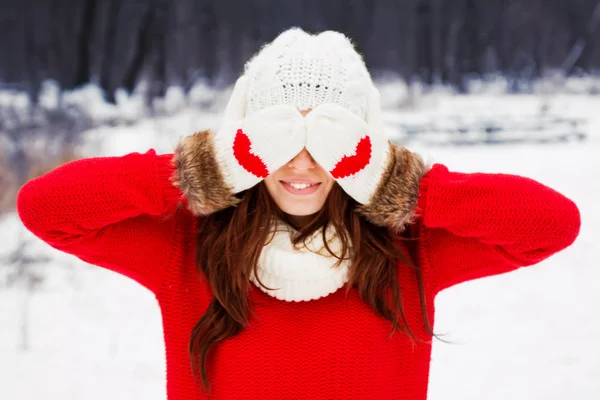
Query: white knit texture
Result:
<box><xmin>250</xmin><ymin>222</ymin><xmax>351</xmax><ymax>302</ymax></box>
<box><xmin>214</xmin><ymin>28</ymin><xmax>391</xmax><ymax>201</ymax></box>
<box><xmin>244</xmin><ymin>28</ymin><xmax>372</xmax><ymax>119</ymax></box>
<box><xmin>305</xmin><ymin>99</ymin><xmax>390</xmax><ymax>204</ymax></box>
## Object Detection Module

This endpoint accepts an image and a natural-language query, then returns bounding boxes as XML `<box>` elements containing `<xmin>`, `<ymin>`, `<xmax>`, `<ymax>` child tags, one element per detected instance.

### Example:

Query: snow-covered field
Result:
<box><xmin>1</xmin><ymin>92</ymin><xmax>599</xmax><ymax>399</ymax></box>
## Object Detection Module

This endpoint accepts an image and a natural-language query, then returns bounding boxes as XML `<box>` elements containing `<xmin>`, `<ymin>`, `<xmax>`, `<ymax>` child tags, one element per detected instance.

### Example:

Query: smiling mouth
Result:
<box><xmin>280</xmin><ymin>180</ymin><xmax>322</xmax><ymax>195</ymax></box>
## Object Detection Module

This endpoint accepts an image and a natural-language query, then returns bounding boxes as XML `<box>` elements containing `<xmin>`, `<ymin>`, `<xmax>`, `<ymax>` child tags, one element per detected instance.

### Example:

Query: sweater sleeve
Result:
<box><xmin>416</xmin><ymin>164</ymin><xmax>581</xmax><ymax>293</ymax></box>
<box><xmin>16</xmin><ymin>149</ymin><xmax>190</xmax><ymax>295</ymax></box>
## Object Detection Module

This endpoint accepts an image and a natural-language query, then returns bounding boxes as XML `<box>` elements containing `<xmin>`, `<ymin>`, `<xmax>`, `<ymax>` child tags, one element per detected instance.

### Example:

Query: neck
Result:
<box><xmin>286</xmin><ymin>213</ymin><xmax>317</xmax><ymax>229</ymax></box>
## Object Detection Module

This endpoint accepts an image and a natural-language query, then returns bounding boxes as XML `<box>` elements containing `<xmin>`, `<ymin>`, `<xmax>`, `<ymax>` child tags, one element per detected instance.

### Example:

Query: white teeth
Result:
<box><xmin>289</xmin><ymin>183</ymin><xmax>313</xmax><ymax>190</ymax></box>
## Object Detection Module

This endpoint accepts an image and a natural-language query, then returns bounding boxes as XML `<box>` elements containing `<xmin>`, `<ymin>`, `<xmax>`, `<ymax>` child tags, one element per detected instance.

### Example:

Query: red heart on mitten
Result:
<box><xmin>233</xmin><ymin>129</ymin><xmax>269</xmax><ymax>178</ymax></box>
<box><xmin>329</xmin><ymin>136</ymin><xmax>372</xmax><ymax>179</ymax></box>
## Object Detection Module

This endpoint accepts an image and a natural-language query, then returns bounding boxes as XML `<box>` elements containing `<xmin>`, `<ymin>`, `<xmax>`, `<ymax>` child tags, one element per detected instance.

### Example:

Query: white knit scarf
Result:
<box><xmin>249</xmin><ymin>221</ymin><xmax>351</xmax><ymax>302</ymax></box>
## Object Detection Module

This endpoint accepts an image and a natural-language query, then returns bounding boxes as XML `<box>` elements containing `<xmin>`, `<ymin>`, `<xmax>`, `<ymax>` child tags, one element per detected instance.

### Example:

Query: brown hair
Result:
<box><xmin>189</xmin><ymin>182</ymin><xmax>433</xmax><ymax>392</ymax></box>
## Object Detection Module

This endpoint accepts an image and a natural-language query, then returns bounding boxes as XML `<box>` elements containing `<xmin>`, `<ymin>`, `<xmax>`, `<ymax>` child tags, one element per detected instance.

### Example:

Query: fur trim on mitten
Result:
<box><xmin>171</xmin><ymin>130</ymin><xmax>240</xmax><ymax>216</ymax></box>
<box><xmin>357</xmin><ymin>143</ymin><xmax>429</xmax><ymax>233</ymax></box>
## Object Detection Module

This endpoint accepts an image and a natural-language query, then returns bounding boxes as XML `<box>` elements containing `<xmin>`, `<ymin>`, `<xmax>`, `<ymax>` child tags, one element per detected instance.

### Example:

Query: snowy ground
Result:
<box><xmin>1</xmin><ymin>93</ymin><xmax>599</xmax><ymax>400</ymax></box>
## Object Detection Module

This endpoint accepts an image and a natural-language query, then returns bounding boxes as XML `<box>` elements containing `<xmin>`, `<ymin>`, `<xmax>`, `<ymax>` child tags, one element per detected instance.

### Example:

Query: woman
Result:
<box><xmin>16</xmin><ymin>28</ymin><xmax>580</xmax><ymax>399</ymax></box>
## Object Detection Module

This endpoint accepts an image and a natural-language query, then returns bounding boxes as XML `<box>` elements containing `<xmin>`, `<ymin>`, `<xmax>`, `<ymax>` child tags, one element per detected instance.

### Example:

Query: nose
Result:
<box><xmin>287</xmin><ymin>148</ymin><xmax>316</xmax><ymax>171</ymax></box>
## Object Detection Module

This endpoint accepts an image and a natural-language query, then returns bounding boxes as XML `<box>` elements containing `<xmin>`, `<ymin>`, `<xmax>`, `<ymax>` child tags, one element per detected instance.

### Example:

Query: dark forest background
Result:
<box><xmin>1</xmin><ymin>0</ymin><xmax>600</xmax><ymax>103</ymax></box>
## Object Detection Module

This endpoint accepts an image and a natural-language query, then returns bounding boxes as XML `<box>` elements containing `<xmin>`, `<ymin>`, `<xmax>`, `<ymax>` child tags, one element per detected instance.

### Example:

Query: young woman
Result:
<box><xmin>16</xmin><ymin>28</ymin><xmax>580</xmax><ymax>399</ymax></box>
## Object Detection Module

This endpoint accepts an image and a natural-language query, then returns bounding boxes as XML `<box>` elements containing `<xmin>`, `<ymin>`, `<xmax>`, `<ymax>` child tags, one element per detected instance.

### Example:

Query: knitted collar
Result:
<box><xmin>250</xmin><ymin>221</ymin><xmax>351</xmax><ymax>302</ymax></box>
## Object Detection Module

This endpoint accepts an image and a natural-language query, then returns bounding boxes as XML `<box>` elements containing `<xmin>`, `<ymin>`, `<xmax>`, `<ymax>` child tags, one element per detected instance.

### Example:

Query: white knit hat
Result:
<box><xmin>243</xmin><ymin>27</ymin><xmax>374</xmax><ymax>121</ymax></box>
<box><xmin>214</xmin><ymin>27</ymin><xmax>390</xmax><ymax>205</ymax></box>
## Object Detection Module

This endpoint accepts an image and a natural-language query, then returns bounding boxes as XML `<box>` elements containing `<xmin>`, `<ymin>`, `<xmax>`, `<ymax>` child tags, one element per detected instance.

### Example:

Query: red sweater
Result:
<box><xmin>16</xmin><ymin>149</ymin><xmax>580</xmax><ymax>399</ymax></box>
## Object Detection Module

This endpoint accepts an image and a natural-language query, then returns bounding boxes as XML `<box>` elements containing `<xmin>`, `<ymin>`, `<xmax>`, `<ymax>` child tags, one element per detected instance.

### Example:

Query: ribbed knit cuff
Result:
<box><xmin>415</xmin><ymin>173</ymin><xmax>430</xmax><ymax>220</ymax></box>
<box><xmin>155</xmin><ymin>153</ymin><xmax>187</xmax><ymax>210</ymax></box>
<box><xmin>416</xmin><ymin>164</ymin><xmax>447</xmax><ymax>227</ymax></box>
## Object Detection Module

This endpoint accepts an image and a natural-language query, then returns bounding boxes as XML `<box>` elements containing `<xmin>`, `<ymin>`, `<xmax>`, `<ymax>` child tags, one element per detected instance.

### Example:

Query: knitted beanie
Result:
<box><xmin>243</xmin><ymin>27</ymin><xmax>374</xmax><ymax>121</ymax></box>
<box><xmin>215</xmin><ymin>27</ymin><xmax>388</xmax><ymax>204</ymax></box>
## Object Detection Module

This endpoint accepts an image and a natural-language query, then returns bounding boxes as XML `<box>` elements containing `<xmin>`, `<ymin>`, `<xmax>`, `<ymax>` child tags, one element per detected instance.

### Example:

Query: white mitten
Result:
<box><xmin>305</xmin><ymin>86</ymin><xmax>391</xmax><ymax>204</ymax></box>
<box><xmin>213</xmin><ymin>77</ymin><xmax>306</xmax><ymax>193</ymax></box>
<box><xmin>172</xmin><ymin>77</ymin><xmax>306</xmax><ymax>216</ymax></box>
<box><xmin>305</xmin><ymin>86</ymin><xmax>428</xmax><ymax>232</ymax></box>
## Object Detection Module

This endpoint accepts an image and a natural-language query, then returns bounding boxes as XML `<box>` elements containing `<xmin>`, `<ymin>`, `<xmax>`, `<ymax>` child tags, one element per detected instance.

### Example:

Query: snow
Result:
<box><xmin>1</xmin><ymin>91</ymin><xmax>599</xmax><ymax>399</ymax></box>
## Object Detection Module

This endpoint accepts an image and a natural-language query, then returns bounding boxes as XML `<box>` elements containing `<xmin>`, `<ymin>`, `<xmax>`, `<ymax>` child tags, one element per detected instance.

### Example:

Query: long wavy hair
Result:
<box><xmin>189</xmin><ymin>181</ymin><xmax>433</xmax><ymax>392</ymax></box>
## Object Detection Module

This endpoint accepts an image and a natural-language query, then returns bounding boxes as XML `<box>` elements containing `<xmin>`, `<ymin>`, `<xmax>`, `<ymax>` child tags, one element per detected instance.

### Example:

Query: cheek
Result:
<box><xmin>322</xmin><ymin>175</ymin><xmax>335</xmax><ymax>194</ymax></box>
<box><xmin>264</xmin><ymin>176</ymin><xmax>279</xmax><ymax>197</ymax></box>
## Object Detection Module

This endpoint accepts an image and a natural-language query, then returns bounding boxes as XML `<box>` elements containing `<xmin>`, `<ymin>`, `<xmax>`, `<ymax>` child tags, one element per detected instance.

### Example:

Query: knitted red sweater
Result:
<box><xmin>16</xmin><ymin>149</ymin><xmax>580</xmax><ymax>399</ymax></box>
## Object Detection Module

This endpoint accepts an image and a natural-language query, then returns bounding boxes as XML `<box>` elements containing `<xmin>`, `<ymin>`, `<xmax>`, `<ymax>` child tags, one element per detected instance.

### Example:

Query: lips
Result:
<box><xmin>281</xmin><ymin>179</ymin><xmax>320</xmax><ymax>185</ymax></box>
<box><xmin>280</xmin><ymin>181</ymin><xmax>321</xmax><ymax>195</ymax></box>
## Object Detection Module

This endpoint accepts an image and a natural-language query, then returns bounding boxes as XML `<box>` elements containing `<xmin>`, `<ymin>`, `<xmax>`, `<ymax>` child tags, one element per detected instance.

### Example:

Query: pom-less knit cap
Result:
<box><xmin>243</xmin><ymin>27</ymin><xmax>374</xmax><ymax>121</ymax></box>
<box><xmin>214</xmin><ymin>27</ymin><xmax>391</xmax><ymax>205</ymax></box>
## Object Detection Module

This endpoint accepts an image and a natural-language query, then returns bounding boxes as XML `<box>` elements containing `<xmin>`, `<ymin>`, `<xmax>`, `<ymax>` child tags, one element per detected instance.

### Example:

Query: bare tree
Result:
<box><xmin>74</xmin><ymin>0</ymin><xmax>97</xmax><ymax>87</ymax></box>
<box><xmin>99</xmin><ymin>0</ymin><xmax>121</xmax><ymax>102</ymax></box>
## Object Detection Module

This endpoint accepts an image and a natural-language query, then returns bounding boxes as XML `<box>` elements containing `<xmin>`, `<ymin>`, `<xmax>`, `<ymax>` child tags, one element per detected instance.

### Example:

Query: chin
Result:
<box><xmin>277</xmin><ymin>199</ymin><xmax>325</xmax><ymax>217</ymax></box>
